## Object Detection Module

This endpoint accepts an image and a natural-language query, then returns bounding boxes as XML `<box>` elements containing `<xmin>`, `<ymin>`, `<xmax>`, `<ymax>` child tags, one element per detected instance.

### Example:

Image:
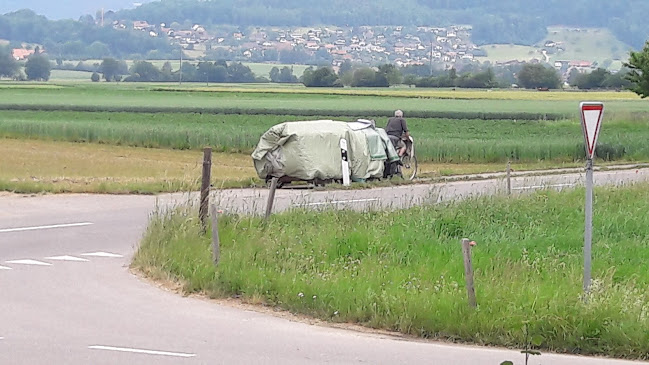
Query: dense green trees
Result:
<box><xmin>0</xmin><ymin>46</ymin><xmax>19</xmax><ymax>78</ymax></box>
<box><xmin>625</xmin><ymin>42</ymin><xmax>649</xmax><ymax>98</ymax></box>
<box><xmin>517</xmin><ymin>64</ymin><xmax>561</xmax><ymax>89</ymax></box>
<box><xmin>301</xmin><ymin>66</ymin><xmax>340</xmax><ymax>87</ymax></box>
<box><xmin>100</xmin><ymin>58</ymin><xmax>127</xmax><ymax>81</ymax></box>
<box><xmin>24</xmin><ymin>53</ymin><xmax>51</xmax><ymax>81</ymax></box>
<box><xmin>269</xmin><ymin>66</ymin><xmax>298</xmax><ymax>83</ymax></box>
<box><xmin>0</xmin><ymin>9</ymin><xmax>173</xmax><ymax>60</ymax></box>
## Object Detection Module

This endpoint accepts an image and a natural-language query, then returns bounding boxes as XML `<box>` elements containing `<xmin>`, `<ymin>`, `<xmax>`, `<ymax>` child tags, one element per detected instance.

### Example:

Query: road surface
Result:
<box><xmin>1</xmin><ymin>167</ymin><xmax>648</xmax><ymax>364</ymax></box>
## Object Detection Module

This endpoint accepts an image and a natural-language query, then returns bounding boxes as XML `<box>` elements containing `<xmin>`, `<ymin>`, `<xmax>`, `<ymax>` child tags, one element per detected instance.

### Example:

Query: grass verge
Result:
<box><xmin>133</xmin><ymin>183</ymin><xmax>649</xmax><ymax>359</ymax></box>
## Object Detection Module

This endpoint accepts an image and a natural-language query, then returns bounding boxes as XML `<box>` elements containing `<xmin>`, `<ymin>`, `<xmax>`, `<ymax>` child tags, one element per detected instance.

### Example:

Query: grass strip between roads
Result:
<box><xmin>133</xmin><ymin>183</ymin><xmax>649</xmax><ymax>359</ymax></box>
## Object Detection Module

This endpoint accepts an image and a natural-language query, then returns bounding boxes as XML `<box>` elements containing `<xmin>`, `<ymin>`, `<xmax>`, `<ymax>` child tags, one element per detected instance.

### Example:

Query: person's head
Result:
<box><xmin>394</xmin><ymin>110</ymin><xmax>403</xmax><ymax>118</ymax></box>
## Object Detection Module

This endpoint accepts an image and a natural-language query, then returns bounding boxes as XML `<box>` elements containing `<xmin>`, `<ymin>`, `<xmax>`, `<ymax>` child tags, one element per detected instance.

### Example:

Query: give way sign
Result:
<box><xmin>580</xmin><ymin>102</ymin><xmax>604</xmax><ymax>160</ymax></box>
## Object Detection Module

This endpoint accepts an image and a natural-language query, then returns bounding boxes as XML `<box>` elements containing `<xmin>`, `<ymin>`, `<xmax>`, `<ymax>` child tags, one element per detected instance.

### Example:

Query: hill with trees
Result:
<box><xmin>114</xmin><ymin>0</ymin><xmax>649</xmax><ymax>48</ymax></box>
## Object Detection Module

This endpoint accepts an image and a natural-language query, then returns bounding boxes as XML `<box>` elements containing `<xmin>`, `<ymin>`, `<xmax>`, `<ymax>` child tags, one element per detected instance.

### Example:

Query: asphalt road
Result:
<box><xmin>1</xmin><ymin>167</ymin><xmax>649</xmax><ymax>364</ymax></box>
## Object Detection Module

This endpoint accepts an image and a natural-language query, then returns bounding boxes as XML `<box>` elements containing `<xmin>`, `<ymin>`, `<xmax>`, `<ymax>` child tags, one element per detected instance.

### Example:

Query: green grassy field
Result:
<box><xmin>49</xmin><ymin>70</ymin><xmax>95</xmax><ymax>81</ymax></box>
<box><xmin>476</xmin><ymin>44</ymin><xmax>541</xmax><ymax>63</ymax></box>
<box><xmin>62</xmin><ymin>60</ymin><xmax>310</xmax><ymax>78</ymax></box>
<box><xmin>134</xmin><ymin>183</ymin><xmax>649</xmax><ymax>359</ymax></box>
<box><xmin>545</xmin><ymin>27</ymin><xmax>632</xmax><ymax>66</ymax></box>
<box><xmin>476</xmin><ymin>27</ymin><xmax>633</xmax><ymax>69</ymax></box>
<box><xmin>2</xmin><ymin>110</ymin><xmax>647</xmax><ymax>164</ymax></box>
<box><xmin>0</xmin><ymin>83</ymin><xmax>646</xmax><ymax>119</ymax></box>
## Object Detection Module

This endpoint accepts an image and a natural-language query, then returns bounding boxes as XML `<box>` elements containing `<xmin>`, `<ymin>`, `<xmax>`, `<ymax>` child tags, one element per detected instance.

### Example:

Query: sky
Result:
<box><xmin>0</xmin><ymin>0</ymin><xmax>153</xmax><ymax>20</ymax></box>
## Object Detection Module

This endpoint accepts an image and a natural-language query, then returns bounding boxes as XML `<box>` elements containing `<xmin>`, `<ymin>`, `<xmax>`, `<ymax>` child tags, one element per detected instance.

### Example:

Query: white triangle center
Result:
<box><xmin>583</xmin><ymin>109</ymin><xmax>602</xmax><ymax>151</ymax></box>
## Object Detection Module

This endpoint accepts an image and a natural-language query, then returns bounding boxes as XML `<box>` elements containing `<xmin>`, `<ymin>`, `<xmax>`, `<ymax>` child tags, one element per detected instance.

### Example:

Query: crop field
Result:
<box><xmin>2</xmin><ymin>110</ymin><xmax>648</xmax><ymax>164</ymax></box>
<box><xmin>0</xmin><ymin>84</ymin><xmax>646</xmax><ymax>120</ymax></box>
<box><xmin>0</xmin><ymin>138</ymin><xmax>257</xmax><ymax>194</ymax></box>
<box><xmin>134</xmin><ymin>183</ymin><xmax>649</xmax><ymax>359</ymax></box>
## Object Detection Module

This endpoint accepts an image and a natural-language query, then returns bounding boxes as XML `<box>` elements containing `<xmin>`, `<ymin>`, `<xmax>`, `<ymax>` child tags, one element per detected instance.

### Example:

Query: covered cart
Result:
<box><xmin>252</xmin><ymin>119</ymin><xmax>400</xmax><ymax>186</ymax></box>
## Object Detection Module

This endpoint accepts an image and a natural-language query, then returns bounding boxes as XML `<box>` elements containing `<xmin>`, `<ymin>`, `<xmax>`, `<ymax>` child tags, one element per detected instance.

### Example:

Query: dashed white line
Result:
<box><xmin>298</xmin><ymin>198</ymin><xmax>380</xmax><ymax>207</ymax></box>
<box><xmin>0</xmin><ymin>222</ymin><xmax>93</xmax><ymax>233</ymax></box>
<box><xmin>88</xmin><ymin>345</ymin><xmax>196</xmax><ymax>358</ymax></box>
<box><xmin>81</xmin><ymin>252</ymin><xmax>123</xmax><ymax>258</ymax></box>
<box><xmin>0</xmin><ymin>265</ymin><xmax>12</xmax><ymax>270</ymax></box>
<box><xmin>512</xmin><ymin>183</ymin><xmax>576</xmax><ymax>191</ymax></box>
<box><xmin>5</xmin><ymin>259</ymin><xmax>52</xmax><ymax>266</ymax></box>
<box><xmin>45</xmin><ymin>255</ymin><xmax>89</xmax><ymax>262</ymax></box>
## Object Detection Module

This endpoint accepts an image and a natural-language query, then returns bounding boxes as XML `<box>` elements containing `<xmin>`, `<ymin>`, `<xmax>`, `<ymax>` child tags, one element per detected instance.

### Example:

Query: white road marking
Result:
<box><xmin>0</xmin><ymin>222</ymin><xmax>93</xmax><ymax>233</ymax></box>
<box><xmin>45</xmin><ymin>255</ymin><xmax>89</xmax><ymax>262</ymax></box>
<box><xmin>88</xmin><ymin>345</ymin><xmax>196</xmax><ymax>358</ymax></box>
<box><xmin>80</xmin><ymin>252</ymin><xmax>123</xmax><ymax>258</ymax></box>
<box><xmin>0</xmin><ymin>265</ymin><xmax>12</xmax><ymax>270</ymax></box>
<box><xmin>512</xmin><ymin>183</ymin><xmax>576</xmax><ymax>191</ymax></box>
<box><xmin>298</xmin><ymin>198</ymin><xmax>380</xmax><ymax>207</ymax></box>
<box><xmin>5</xmin><ymin>259</ymin><xmax>52</xmax><ymax>266</ymax></box>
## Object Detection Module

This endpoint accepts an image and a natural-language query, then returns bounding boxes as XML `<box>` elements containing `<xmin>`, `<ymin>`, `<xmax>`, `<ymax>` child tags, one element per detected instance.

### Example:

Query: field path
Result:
<box><xmin>1</xmin><ymin>166</ymin><xmax>648</xmax><ymax>364</ymax></box>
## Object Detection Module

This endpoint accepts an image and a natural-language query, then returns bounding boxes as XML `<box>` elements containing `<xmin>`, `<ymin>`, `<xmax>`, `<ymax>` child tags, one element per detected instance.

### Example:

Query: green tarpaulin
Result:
<box><xmin>252</xmin><ymin>120</ymin><xmax>399</xmax><ymax>181</ymax></box>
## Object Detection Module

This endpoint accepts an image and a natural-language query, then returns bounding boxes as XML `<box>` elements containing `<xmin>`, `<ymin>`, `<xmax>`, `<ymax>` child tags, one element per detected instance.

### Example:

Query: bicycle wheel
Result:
<box><xmin>400</xmin><ymin>155</ymin><xmax>417</xmax><ymax>180</ymax></box>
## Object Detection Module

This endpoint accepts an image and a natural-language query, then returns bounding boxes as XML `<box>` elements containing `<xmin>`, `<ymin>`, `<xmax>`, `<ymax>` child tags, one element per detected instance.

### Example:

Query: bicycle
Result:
<box><xmin>399</xmin><ymin>136</ymin><xmax>417</xmax><ymax>180</ymax></box>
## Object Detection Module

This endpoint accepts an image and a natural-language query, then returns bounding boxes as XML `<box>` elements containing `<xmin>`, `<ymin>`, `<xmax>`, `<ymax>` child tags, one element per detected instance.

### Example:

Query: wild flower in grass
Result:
<box><xmin>298</xmin><ymin>292</ymin><xmax>304</xmax><ymax>298</ymax></box>
<box><xmin>313</xmin><ymin>295</ymin><xmax>317</xmax><ymax>300</ymax></box>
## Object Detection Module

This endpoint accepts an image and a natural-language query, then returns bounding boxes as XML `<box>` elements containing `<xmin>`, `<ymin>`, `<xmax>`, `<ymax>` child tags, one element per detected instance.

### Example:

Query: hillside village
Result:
<box><xmin>6</xmin><ymin>16</ymin><xmax>603</xmax><ymax>82</ymax></box>
<box><xmin>113</xmin><ymin>20</ymin><xmax>599</xmax><ymax>79</ymax></box>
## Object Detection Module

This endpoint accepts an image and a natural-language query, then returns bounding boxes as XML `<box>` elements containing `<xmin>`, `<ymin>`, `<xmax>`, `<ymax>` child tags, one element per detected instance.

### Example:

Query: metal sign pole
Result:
<box><xmin>579</xmin><ymin>101</ymin><xmax>603</xmax><ymax>296</ymax></box>
<box><xmin>584</xmin><ymin>158</ymin><xmax>593</xmax><ymax>293</ymax></box>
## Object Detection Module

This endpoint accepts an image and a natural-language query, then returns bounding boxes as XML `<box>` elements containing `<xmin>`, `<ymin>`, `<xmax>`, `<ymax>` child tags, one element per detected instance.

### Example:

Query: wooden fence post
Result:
<box><xmin>265</xmin><ymin>177</ymin><xmax>279</xmax><ymax>220</ymax></box>
<box><xmin>200</xmin><ymin>147</ymin><xmax>212</xmax><ymax>233</ymax></box>
<box><xmin>209</xmin><ymin>204</ymin><xmax>220</xmax><ymax>266</ymax></box>
<box><xmin>461</xmin><ymin>238</ymin><xmax>477</xmax><ymax>308</ymax></box>
<box><xmin>506</xmin><ymin>161</ymin><xmax>512</xmax><ymax>195</ymax></box>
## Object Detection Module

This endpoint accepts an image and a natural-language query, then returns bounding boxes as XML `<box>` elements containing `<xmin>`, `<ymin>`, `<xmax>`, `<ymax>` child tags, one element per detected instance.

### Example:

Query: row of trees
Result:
<box><xmin>0</xmin><ymin>46</ymin><xmax>51</xmax><ymax>80</ymax></box>
<box><xmin>87</xmin><ymin>59</ymin><xmax>265</xmax><ymax>83</ymax></box>
<box><xmin>3</xmin><ymin>47</ymin><xmax>647</xmax><ymax>97</ymax></box>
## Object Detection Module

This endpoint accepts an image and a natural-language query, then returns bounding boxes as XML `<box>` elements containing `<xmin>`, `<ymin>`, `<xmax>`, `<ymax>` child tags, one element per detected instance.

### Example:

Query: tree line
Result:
<box><xmin>0</xmin><ymin>9</ymin><xmax>173</xmax><ymax>60</ymax></box>
<box><xmin>2</xmin><ymin>47</ymin><xmax>646</xmax><ymax>97</ymax></box>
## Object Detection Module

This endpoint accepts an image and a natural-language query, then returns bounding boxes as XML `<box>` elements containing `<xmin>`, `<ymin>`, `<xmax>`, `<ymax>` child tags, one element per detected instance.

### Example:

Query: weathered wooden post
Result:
<box><xmin>209</xmin><ymin>204</ymin><xmax>220</xmax><ymax>266</ymax></box>
<box><xmin>199</xmin><ymin>147</ymin><xmax>212</xmax><ymax>233</ymax></box>
<box><xmin>461</xmin><ymin>238</ymin><xmax>477</xmax><ymax>308</ymax></box>
<box><xmin>265</xmin><ymin>177</ymin><xmax>279</xmax><ymax>220</ymax></box>
<box><xmin>506</xmin><ymin>160</ymin><xmax>512</xmax><ymax>195</ymax></box>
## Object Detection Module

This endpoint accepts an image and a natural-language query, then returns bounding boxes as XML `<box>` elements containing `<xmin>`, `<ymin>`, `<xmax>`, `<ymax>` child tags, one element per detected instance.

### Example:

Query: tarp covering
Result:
<box><xmin>252</xmin><ymin>120</ymin><xmax>398</xmax><ymax>181</ymax></box>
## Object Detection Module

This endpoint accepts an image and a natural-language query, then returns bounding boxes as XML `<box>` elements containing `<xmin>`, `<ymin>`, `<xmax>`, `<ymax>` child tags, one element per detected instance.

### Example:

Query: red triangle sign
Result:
<box><xmin>580</xmin><ymin>102</ymin><xmax>604</xmax><ymax>159</ymax></box>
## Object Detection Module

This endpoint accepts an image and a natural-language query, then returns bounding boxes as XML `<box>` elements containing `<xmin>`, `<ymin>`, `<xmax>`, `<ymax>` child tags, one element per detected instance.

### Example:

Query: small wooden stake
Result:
<box><xmin>506</xmin><ymin>161</ymin><xmax>512</xmax><ymax>195</ymax></box>
<box><xmin>461</xmin><ymin>238</ymin><xmax>477</xmax><ymax>308</ymax></box>
<box><xmin>199</xmin><ymin>147</ymin><xmax>212</xmax><ymax>233</ymax></box>
<box><xmin>209</xmin><ymin>204</ymin><xmax>220</xmax><ymax>266</ymax></box>
<box><xmin>265</xmin><ymin>177</ymin><xmax>279</xmax><ymax>220</ymax></box>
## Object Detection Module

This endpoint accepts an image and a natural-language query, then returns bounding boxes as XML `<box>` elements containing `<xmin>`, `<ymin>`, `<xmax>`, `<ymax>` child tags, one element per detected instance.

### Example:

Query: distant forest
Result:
<box><xmin>117</xmin><ymin>0</ymin><xmax>649</xmax><ymax>48</ymax></box>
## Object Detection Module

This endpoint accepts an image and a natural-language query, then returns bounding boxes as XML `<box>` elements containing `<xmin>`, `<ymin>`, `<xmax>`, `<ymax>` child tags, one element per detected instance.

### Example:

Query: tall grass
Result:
<box><xmin>2</xmin><ymin>110</ymin><xmax>648</xmax><ymax>164</ymax></box>
<box><xmin>134</xmin><ymin>184</ymin><xmax>649</xmax><ymax>359</ymax></box>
